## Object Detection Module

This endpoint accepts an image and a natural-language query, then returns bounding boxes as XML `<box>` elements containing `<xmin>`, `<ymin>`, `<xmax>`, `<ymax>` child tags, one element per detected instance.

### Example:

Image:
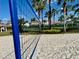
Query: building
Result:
<box><xmin>30</xmin><ymin>20</ymin><xmax>39</xmax><ymax>26</ymax></box>
<box><xmin>0</xmin><ymin>22</ymin><xmax>12</xmax><ymax>32</ymax></box>
<box><xmin>42</xmin><ymin>20</ymin><xmax>49</xmax><ymax>25</ymax></box>
<box><xmin>24</xmin><ymin>22</ymin><xmax>30</xmax><ymax>27</ymax></box>
<box><xmin>0</xmin><ymin>23</ymin><xmax>7</xmax><ymax>32</ymax></box>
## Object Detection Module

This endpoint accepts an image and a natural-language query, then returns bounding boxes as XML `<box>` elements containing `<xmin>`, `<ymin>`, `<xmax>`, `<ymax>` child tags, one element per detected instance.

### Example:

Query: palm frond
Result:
<box><xmin>57</xmin><ymin>0</ymin><xmax>62</xmax><ymax>5</ymax></box>
<box><xmin>74</xmin><ymin>8</ymin><xmax>79</xmax><ymax>15</ymax></box>
<box><xmin>73</xmin><ymin>3</ymin><xmax>79</xmax><ymax>8</ymax></box>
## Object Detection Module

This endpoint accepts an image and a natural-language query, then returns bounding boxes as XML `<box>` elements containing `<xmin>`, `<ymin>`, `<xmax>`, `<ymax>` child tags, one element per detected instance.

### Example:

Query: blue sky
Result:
<box><xmin>0</xmin><ymin>0</ymin><xmax>79</xmax><ymax>21</ymax></box>
<box><xmin>0</xmin><ymin>0</ymin><xmax>10</xmax><ymax>20</ymax></box>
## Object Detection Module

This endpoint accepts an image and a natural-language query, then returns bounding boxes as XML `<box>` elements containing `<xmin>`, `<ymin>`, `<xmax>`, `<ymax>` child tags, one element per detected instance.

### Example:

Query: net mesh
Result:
<box><xmin>3</xmin><ymin>0</ymin><xmax>41</xmax><ymax>59</ymax></box>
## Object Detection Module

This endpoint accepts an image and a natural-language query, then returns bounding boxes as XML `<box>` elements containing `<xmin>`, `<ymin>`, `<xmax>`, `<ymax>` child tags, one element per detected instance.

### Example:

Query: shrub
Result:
<box><xmin>41</xmin><ymin>29</ymin><xmax>62</xmax><ymax>34</ymax></box>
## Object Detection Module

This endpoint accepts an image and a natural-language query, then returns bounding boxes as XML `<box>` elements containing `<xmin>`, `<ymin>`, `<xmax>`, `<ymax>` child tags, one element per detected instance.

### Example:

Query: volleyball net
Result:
<box><xmin>3</xmin><ymin>0</ymin><xmax>42</xmax><ymax>59</ymax></box>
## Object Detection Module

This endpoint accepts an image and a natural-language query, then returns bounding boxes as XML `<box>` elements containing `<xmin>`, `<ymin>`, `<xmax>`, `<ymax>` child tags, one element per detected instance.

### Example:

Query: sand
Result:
<box><xmin>33</xmin><ymin>34</ymin><xmax>79</xmax><ymax>59</ymax></box>
<box><xmin>0</xmin><ymin>34</ymin><xmax>79</xmax><ymax>59</ymax></box>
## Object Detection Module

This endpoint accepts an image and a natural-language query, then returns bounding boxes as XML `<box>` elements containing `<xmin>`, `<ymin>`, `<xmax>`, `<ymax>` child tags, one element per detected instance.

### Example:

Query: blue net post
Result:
<box><xmin>8</xmin><ymin>0</ymin><xmax>21</xmax><ymax>59</ymax></box>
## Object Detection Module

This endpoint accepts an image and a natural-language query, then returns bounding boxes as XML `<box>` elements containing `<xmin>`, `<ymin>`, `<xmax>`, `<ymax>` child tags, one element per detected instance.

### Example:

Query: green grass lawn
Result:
<box><xmin>0</xmin><ymin>30</ymin><xmax>12</xmax><ymax>36</ymax></box>
<box><xmin>66</xmin><ymin>29</ymin><xmax>79</xmax><ymax>33</ymax></box>
<box><xmin>0</xmin><ymin>26</ymin><xmax>79</xmax><ymax>36</ymax></box>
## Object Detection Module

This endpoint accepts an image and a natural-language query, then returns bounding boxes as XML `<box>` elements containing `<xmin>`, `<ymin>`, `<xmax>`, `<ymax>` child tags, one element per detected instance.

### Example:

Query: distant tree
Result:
<box><xmin>32</xmin><ymin>0</ymin><xmax>47</xmax><ymax>30</ymax></box>
<box><xmin>68</xmin><ymin>14</ymin><xmax>74</xmax><ymax>28</ymax></box>
<box><xmin>45</xmin><ymin>11</ymin><xmax>52</xmax><ymax>29</ymax></box>
<box><xmin>45</xmin><ymin>8</ymin><xmax>58</xmax><ymax>25</ymax></box>
<box><xmin>52</xmin><ymin>8</ymin><xmax>58</xmax><ymax>24</ymax></box>
<box><xmin>25</xmin><ymin>20</ymin><xmax>28</xmax><ymax>23</ymax></box>
<box><xmin>0</xmin><ymin>20</ymin><xmax>2</xmax><ymax>23</ymax></box>
<box><xmin>31</xmin><ymin>18</ymin><xmax>36</xmax><ymax>22</ymax></box>
<box><xmin>58</xmin><ymin>15</ymin><xmax>64</xmax><ymax>22</ymax></box>
<box><xmin>18</xmin><ymin>18</ymin><xmax>25</xmax><ymax>32</ymax></box>
<box><xmin>43</xmin><ymin>20</ymin><xmax>47</xmax><ymax>23</ymax></box>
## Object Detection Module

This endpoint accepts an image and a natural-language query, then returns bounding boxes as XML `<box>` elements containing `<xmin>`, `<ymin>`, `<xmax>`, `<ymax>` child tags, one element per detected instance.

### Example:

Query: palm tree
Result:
<box><xmin>45</xmin><ymin>11</ymin><xmax>52</xmax><ymax>28</ymax></box>
<box><xmin>57</xmin><ymin>0</ymin><xmax>75</xmax><ymax>32</ymax></box>
<box><xmin>48</xmin><ymin>0</ymin><xmax>52</xmax><ymax>29</ymax></box>
<box><xmin>74</xmin><ymin>7</ymin><xmax>79</xmax><ymax>28</ymax></box>
<box><xmin>32</xmin><ymin>0</ymin><xmax>46</xmax><ymax>30</ymax></box>
<box><xmin>68</xmin><ymin>3</ymin><xmax>79</xmax><ymax>28</ymax></box>
<box><xmin>45</xmin><ymin>8</ymin><xmax>58</xmax><ymax>26</ymax></box>
<box><xmin>52</xmin><ymin>8</ymin><xmax>58</xmax><ymax>24</ymax></box>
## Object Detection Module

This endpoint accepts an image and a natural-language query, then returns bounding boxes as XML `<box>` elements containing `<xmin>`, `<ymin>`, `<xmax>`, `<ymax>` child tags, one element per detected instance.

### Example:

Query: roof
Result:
<box><xmin>0</xmin><ymin>23</ymin><xmax>12</xmax><ymax>27</ymax></box>
<box><xmin>0</xmin><ymin>23</ymin><xmax>5</xmax><ymax>27</ymax></box>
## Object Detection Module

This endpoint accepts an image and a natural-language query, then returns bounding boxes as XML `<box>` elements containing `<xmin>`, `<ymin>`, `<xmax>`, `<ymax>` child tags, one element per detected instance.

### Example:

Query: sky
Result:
<box><xmin>0</xmin><ymin>0</ymin><xmax>59</xmax><ymax>21</ymax></box>
<box><xmin>0</xmin><ymin>0</ymin><xmax>10</xmax><ymax>21</ymax></box>
<box><xmin>0</xmin><ymin>0</ymin><xmax>79</xmax><ymax>21</ymax></box>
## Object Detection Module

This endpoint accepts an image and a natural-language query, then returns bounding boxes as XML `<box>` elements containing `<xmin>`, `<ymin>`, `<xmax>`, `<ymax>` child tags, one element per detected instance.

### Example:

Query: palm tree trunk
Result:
<box><xmin>53</xmin><ymin>13</ymin><xmax>55</xmax><ymax>24</ymax></box>
<box><xmin>49</xmin><ymin>0</ymin><xmax>51</xmax><ymax>29</ymax></box>
<box><xmin>63</xmin><ymin>2</ymin><xmax>67</xmax><ymax>32</ymax></box>
<box><xmin>64</xmin><ymin>14</ymin><xmax>66</xmax><ymax>32</ymax></box>
<box><xmin>72</xmin><ymin>21</ymin><xmax>73</xmax><ymax>29</ymax></box>
<box><xmin>38</xmin><ymin>10</ymin><xmax>41</xmax><ymax>31</ymax></box>
<box><xmin>41</xmin><ymin>9</ymin><xmax>43</xmax><ymax>30</ymax></box>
